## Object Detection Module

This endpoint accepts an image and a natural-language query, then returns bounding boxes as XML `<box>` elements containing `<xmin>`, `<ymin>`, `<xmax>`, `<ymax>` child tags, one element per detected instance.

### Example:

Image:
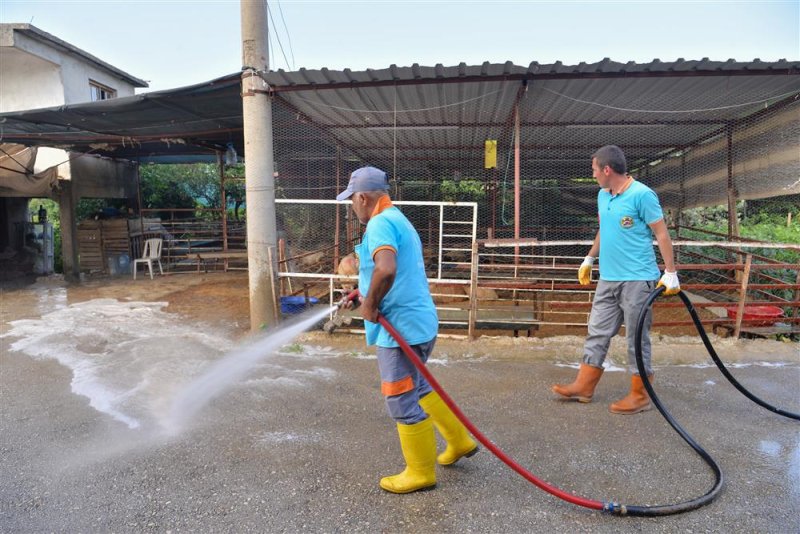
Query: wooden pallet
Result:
<box><xmin>77</xmin><ymin>219</ymin><xmax>132</xmax><ymax>273</ymax></box>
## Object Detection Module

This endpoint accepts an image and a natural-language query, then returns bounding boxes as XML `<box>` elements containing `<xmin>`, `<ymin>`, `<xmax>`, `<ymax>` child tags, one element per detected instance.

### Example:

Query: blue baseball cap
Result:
<box><xmin>336</xmin><ymin>166</ymin><xmax>389</xmax><ymax>201</ymax></box>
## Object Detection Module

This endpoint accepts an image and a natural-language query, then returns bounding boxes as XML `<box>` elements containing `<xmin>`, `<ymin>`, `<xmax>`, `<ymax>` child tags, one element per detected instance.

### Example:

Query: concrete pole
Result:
<box><xmin>58</xmin><ymin>179</ymin><xmax>80</xmax><ymax>281</ymax></box>
<box><xmin>241</xmin><ymin>0</ymin><xmax>279</xmax><ymax>330</ymax></box>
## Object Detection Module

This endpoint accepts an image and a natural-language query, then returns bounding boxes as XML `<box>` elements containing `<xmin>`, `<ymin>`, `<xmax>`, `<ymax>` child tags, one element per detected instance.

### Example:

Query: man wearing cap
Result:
<box><xmin>337</xmin><ymin>166</ymin><xmax>478</xmax><ymax>494</ymax></box>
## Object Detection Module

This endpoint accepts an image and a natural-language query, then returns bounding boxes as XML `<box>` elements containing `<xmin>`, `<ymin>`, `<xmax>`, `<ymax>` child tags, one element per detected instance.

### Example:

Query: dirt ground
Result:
<box><xmin>2</xmin><ymin>270</ymin><xmax>796</xmax><ymax>366</ymax></box>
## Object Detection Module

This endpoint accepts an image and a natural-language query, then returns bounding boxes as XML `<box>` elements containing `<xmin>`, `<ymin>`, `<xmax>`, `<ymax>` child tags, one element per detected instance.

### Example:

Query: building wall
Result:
<box><xmin>71</xmin><ymin>156</ymin><xmax>138</xmax><ymax>199</ymax></box>
<box><xmin>0</xmin><ymin>197</ymin><xmax>29</xmax><ymax>250</ymax></box>
<box><xmin>0</xmin><ymin>48</ymin><xmax>64</xmax><ymax>112</ymax></box>
<box><xmin>0</xmin><ymin>29</ymin><xmax>137</xmax><ymax>112</ymax></box>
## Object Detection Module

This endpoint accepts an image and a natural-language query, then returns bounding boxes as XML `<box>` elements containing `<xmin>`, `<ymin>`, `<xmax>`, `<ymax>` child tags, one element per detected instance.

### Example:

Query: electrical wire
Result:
<box><xmin>265</xmin><ymin>1</ymin><xmax>274</xmax><ymax>72</ymax></box>
<box><xmin>290</xmin><ymin>89</ymin><xmax>505</xmax><ymax>114</ymax></box>
<box><xmin>276</xmin><ymin>0</ymin><xmax>296</xmax><ymax>69</ymax></box>
<box><xmin>0</xmin><ymin>145</ymin><xmax>31</xmax><ymax>172</ymax></box>
<box><xmin>540</xmin><ymin>87</ymin><xmax>800</xmax><ymax>114</ymax></box>
<box><xmin>266</xmin><ymin>3</ymin><xmax>292</xmax><ymax>71</ymax></box>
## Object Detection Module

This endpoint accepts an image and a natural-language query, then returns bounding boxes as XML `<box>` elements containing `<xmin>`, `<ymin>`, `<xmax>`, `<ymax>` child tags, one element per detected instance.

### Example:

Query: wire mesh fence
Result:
<box><xmin>132</xmin><ymin>73</ymin><xmax>799</xmax><ymax>336</ymax></box>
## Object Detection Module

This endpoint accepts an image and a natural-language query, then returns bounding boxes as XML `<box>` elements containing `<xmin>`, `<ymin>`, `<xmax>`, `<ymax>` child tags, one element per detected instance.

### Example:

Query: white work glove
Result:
<box><xmin>657</xmin><ymin>270</ymin><xmax>681</xmax><ymax>295</ymax></box>
<box><xmin>578</xmin><ymin>256</ymin><xmax>595</xmax><ymax>285</ymax></box>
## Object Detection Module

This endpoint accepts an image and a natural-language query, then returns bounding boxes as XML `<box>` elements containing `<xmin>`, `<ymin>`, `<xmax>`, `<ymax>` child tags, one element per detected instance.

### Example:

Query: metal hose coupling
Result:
<box><xmin>602</xmin><ymin>502</ymin><xmax>627</xmax><ymax>515</ymax></box>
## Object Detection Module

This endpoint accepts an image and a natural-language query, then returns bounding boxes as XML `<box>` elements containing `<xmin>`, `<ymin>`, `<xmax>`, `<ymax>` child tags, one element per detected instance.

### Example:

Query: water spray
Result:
<box><xmin>165</xmin><ymin>304</ymin><xmax>335</xmax><ymax>433</ymax></box>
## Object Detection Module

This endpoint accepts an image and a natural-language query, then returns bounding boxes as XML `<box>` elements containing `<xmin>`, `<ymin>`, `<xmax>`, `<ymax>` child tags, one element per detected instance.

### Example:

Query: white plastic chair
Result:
<box><xmin>133</xmin><ymin>238</ymin><xmax>163</xmax><ymax>280</ymax></box>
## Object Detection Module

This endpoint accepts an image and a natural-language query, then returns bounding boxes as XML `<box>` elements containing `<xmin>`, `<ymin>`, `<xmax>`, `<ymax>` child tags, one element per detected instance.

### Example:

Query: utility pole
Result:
<box><xmin>241</xmin><ymin>0</ymin><xmax>279</xmax><ymax>330</ymax></box>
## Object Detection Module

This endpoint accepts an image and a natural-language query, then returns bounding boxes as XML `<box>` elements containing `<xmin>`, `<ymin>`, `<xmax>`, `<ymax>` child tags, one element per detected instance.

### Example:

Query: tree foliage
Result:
<box><xmin>138</xmin><ymin>162</ymin><xmax>246</xmax><ymax>219</ymax></box>
<box><xmin>440</xmin><ymin>178</ymin><xmax>486</xmax><ymax>202</ymax></box>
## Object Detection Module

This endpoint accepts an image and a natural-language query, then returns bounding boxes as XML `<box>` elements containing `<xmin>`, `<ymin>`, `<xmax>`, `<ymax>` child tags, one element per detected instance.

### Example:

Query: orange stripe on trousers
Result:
<box><xmin>381</xmin><ymin>375</ymin><xmax>414</xmax><ymax>396</ymax></box>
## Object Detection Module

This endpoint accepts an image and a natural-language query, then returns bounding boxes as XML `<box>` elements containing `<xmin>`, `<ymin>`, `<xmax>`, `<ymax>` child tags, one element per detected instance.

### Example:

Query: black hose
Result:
<box><xmin>626</xmin><ymin>287</ymin><xmax>799</xmax><ymax>516</ymax></box>
<box><xmin>674</xmin><ymin>291</ymin><xmax>799</xmax><ymax>421</ymax></box>
<box><xmin>627</xmin><ymin>286</ymin><xmax>723</xmax><ymax>516</ymax></box>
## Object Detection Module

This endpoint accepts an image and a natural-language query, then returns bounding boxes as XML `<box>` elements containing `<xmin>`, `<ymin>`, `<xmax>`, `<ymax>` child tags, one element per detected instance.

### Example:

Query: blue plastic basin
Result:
<box><xmin>280</xmin><ymin>296</ymin><xmax>319</xmax><ymax>314</ymax></box>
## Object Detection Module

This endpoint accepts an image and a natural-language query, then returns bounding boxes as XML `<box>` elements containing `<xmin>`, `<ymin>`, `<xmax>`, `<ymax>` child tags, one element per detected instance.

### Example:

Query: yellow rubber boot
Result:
<box><xmin>551</xmin><ymin>364</ymin><xmax>604</xmax><ymax>403</ymax></box>
<box><xmin>609</xmin><ymin>374</ymin><xmax>653</xmax><ymax>414</ymax></box>
<box><xmin>420</xmin><ymin>391</ymin><xmax>479</xmax><ymax>466</ymax></box>
<box><xmin>379</xmin><ymin>418</ymin><xmax>437</xmax><ymax>494</ymax></box>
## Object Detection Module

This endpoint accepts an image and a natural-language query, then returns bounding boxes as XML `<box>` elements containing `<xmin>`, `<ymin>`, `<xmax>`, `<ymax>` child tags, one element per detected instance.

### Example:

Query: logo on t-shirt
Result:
<box><xmin>620</xmin><ymin>216</ymin><xmax>634</xmax><ymax>229</ymax></box>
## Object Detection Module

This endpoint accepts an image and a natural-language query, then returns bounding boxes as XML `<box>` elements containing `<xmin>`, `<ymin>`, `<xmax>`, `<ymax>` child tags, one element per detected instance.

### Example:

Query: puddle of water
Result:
<box><xmin>759</xmin><ymin>440</ymin><xmax>782</xmax><ymax>457</ymax></box>
<box><xmin>789</xmin><ymin>439</ymin><xmax>800</xmax><ymax>500</ymax></box>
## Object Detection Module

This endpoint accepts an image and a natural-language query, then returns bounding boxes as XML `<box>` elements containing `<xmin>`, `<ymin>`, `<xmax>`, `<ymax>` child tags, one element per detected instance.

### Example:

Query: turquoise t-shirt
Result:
<box><xmin>597</xmin><ymin>180</ymin><xmax>663</xmax><ymax>281</ymax></box>
<box><xmin>356</xmin><ymin>206</ymin><xmax>438</xmax><ymax>347</ymax></box>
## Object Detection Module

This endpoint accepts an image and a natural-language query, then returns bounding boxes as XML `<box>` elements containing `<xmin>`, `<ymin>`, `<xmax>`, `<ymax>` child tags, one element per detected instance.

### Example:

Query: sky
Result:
<box><xmin>1</xmin><ymin>0</ymin><xmax>798</xmax><ymax>93</ymax></box>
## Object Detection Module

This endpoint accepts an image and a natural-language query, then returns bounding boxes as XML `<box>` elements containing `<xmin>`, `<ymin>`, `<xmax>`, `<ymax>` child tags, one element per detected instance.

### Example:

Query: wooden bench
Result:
<box><xmin>193</xmin><ymin>251</ymin><xmax>248</xmax><ymax>273</ymax></box>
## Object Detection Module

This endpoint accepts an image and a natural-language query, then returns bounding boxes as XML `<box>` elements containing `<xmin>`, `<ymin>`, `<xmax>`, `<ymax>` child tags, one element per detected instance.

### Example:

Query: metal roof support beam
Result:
<box><xmin>330</xmin><ymin>120</ymin><xmax>727</xmax><ymax>129</ymax></box>
<box><xmin>344</xmin><ymin>144</ymin><xmax>682</xmax><ymax>151</ymax></box>
<box><xmin>514</xmin><ymin>101</ymin><xmax>521</xmax><ymax>261</ymax></box>
<box><xmin>265</xmin><ymin>68</ymin><xmax>800</xmax><ymax>94</ymax></box>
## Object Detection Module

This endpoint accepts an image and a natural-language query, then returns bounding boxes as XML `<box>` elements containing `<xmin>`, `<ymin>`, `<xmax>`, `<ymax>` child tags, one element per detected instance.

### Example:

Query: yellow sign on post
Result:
<box><xmin>484</xmin><ymin>139</ymin><xmax>497</xmax><ymax>169</ymax></box>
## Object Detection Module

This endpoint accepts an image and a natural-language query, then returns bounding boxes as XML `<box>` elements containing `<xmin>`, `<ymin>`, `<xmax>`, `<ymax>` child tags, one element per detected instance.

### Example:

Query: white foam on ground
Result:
<box><xmin>255</xmin><ymin>431</ymin><xmax>320</xmax><ymax>445</ymax></box>
<box><xmin>3</xmin><ymin>299</ymin><xmax>344</xmax><ymax>433</ymax></box>
<box><xmin>554</xmin><ymin>360</ymin><xmax>626</xmax><ymax>372</ymax></box>
<box><xmin>3</xmin><ymin>299</ymin><xmax>230</xmax><ymax>430</ymax></box>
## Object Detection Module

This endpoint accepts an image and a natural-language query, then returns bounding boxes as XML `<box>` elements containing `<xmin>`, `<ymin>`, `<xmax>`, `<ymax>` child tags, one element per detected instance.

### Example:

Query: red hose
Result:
<box><xmin>377</xmin><ymin>314</ymin><xmax>605</xmax><ymax>511</ymax></box>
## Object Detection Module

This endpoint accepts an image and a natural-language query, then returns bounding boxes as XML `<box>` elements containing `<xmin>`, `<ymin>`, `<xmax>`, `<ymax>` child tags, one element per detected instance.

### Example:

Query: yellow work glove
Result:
<box><xmin>578</xmin><ymin>256</ymin><xmax>595</xmax><ymax>285</ymax></box>
<box><xmin>657</xmin><ymin>270</ymin><xmax>681</xmax><ymax>295</ymax></box>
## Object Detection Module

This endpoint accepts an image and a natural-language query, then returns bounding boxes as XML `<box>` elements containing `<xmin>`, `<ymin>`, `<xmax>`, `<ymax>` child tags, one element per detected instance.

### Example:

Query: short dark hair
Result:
<box><xmin>592</xmin><ymin>145</ymin><xmax>627</xmax><ymax>175</ymax></box>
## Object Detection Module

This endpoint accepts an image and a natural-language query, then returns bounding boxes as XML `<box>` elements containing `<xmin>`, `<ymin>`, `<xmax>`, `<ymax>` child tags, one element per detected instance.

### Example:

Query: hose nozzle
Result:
<box><xmin>324</xmin><ymin>290</ymin><xmax>360</xmax><ymax>334</ymax></box>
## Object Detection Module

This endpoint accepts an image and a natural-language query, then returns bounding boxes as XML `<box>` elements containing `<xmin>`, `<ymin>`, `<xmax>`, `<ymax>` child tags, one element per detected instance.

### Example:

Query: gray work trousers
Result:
<box><xmin>376</xmin><ymin>339</ymin><xmax>435</xmax><ymax>425</ymax></box>
<box><xmin>583</xmin><ymin>280</ymin><xmax>657</xmax><ymax>376</ymax></box>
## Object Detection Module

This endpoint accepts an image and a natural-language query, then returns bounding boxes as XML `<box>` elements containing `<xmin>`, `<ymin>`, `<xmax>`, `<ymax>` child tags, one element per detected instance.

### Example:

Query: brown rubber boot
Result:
<box><xmin>551</xmin><ymin>364</ymin><xmax>604</xmax><ymax>403</ymax></box>
<box><xmin>609</xmin><ymin>374</ymin><xmax>653</xmax><ymax>414</ymax></box>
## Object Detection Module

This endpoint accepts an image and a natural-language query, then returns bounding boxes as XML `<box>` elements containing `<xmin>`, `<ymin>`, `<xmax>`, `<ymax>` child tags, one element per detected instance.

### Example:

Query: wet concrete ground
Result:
<box><xmin>1</xmin><ymin>275</ymin><xmax>799</xmax><ymax>532</ymax></box>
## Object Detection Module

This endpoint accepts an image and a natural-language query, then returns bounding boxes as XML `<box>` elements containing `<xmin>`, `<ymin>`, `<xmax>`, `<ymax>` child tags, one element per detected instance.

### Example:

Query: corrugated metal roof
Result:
<box><xmin>263</xmin><ymin>58</ymin><xmax>800</xmax><ymax>89</ymax></box>
<box><xmin>0</xmin><ymin>59</ymin><xmax>797</xmax><ymax>171</ymax></box>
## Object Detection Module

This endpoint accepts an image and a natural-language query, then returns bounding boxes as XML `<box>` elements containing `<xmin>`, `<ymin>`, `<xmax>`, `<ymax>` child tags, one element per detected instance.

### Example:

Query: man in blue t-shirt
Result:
<box><xmin>336</xmin><ymin>166</ymin><xmax>477</xmax><ymax>494</ymax></box>
<box><xmin>552</xmin><ymin>146</ymin><xmax>681</xmax><ymax>414</ymax></box>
